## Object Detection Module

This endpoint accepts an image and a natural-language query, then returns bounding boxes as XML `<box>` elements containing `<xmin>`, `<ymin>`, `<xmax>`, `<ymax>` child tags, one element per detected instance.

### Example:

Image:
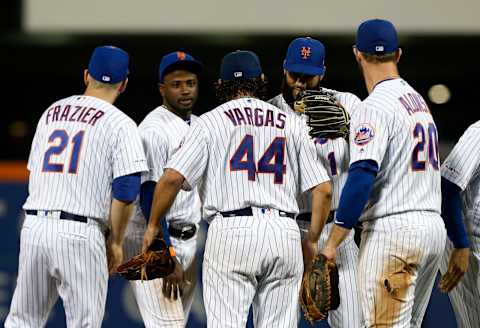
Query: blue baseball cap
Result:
<box><xmin>87</xmin><ymin>46</ymin><xmax>129</xmax><ymax>84</ymax></box>
<box><xmin>159</xmin><ymin>51</ymin><xmax>202</xmax><ymax>82</ymax></box>
<box><xmin>220</xmin><ymin>50</ymin><xmax>262</xmax><ymax>81</ymax></box>
<box><xmin>283</xmin><ymin>37</ymin><xmax>326</xmax><ymax>76</ymax></box>
<box><xmin>356</xmin><ymin>19</ymin><xmax>398</xmax><ymax>54</ymax></box>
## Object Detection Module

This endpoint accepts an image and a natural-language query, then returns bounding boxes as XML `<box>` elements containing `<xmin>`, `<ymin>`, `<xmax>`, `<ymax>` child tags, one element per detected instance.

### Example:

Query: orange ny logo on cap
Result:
<box><xmin>177</xmin><ymin>51</ymin><xmax>186</xmax><ymax>60</ymax></box>
<box><xmin>301</xmin><ymin>46</ymin><xmax>311</xmax><ymax>59</ymax></box>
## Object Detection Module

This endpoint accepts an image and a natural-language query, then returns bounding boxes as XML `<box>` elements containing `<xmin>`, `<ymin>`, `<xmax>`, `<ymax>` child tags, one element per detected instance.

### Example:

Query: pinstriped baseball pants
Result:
<box><xmin>358</xmin><ymin>213</ymin><xmax>446</xmax><ymax>328</ymax></box>
<box><xmin>440</xmin><ymin>238</ymin><xmax>480</xmax><ymax>328</ymax></box>
<box><xmin>5</xmin><ymin>214</ymin><xmax>108</xmax><ymax>328</ymax></box>
<box><xmin>202</xmin><ymin>210</ymin><xmax>303</xmax><ymax>328</ymax></box>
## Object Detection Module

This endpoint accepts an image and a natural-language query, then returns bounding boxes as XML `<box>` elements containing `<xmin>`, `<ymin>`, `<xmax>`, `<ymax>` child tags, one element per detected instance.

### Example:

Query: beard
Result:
<box><xmin>281</xmin><ymin>75</ymin><xmax>321</xmax><ymax>109</ymax></box>
<box><xmin>281</xmin><ymin>78</ymin><xmax>296</xmax><ymax>108</ymax></box>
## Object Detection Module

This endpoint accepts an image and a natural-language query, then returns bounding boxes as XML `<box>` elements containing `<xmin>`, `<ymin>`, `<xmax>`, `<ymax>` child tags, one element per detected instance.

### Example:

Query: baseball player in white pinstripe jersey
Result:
<box><xmin>270</xmin><ymin>37</ymin><xmax>363</xmax><ymax>327</ymax></box>
<box><xmin>122</xmin><ymin>51</ymin><xmax>202</xmax><ymax>327</ymax></box>
<box><xmin>5</xmin><ymin>46</ymin><xmax>148</xmax><ymax>327</ymax></box>
<box><xmin>319</xmin><ymin>20</ymin><xmax>447</xmax><ymax>327</ymax></box>
<box><xmin>438</xmin><ymin>120</ymin><xmax>480</xmax><ymax>328</ymax></box>
<box><xmin>142</xmin><ymin>50</ymin><xmax>333</xmax><ymax>328</ymax></box>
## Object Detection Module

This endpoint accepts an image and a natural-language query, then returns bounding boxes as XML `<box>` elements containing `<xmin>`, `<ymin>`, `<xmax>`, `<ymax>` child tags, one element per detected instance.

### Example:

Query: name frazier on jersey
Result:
<box><xmin>45</xmin><ymin>103</ymin><xmax>105</xmax><ymax>126</ymax></box>
<box><xmin>224</xmin><ymin>107</ymin><xmax>287</xmax><ymax>129</ymax></box>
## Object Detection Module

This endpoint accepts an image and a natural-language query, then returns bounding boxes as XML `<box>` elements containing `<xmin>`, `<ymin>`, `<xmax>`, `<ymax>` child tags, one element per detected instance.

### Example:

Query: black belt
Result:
<box><xmin>25</xmin><ymin>210</ymin><xmax>88</xmax><ymax>223</ymax></box>
<box><xmin>220</xmin><ymin>207</ymin><xmax>295</xmax><ymax>219</ymax></box>
<box><xmin>168</xmin><ymin>222</ymin><xmax>197</xmax><ymax>240</ymax></box>
<box><xmin>296</xmin><ymin>211</ymin><xmax>335</xmax><ymax>224</ymax></box>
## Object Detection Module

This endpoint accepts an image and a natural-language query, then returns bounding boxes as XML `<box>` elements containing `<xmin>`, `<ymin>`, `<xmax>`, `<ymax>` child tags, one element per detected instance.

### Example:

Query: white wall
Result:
<box><xmin>24</xmin><ymin>0</ymin><xmax>480</xmax><ymax>34</ymax></box>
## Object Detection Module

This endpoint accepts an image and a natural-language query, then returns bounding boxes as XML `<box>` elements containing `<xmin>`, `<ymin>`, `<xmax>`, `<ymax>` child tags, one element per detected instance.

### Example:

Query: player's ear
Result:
<box><xmin>83</xmin><ymin>69</ymin><xmax>89</xmax><ymax>86</ymax></box>
<box><xmin>352</xmin><ymin>47</ymin><xmax>362</xmax><ymax>63</ymax></box>
<box><xmin>395</xmin><ymin>48</ymin><xmax>403</xmax><ymax>63</ymax></box>
<box><xmin>159</xmin><ymin>83</ymin><xmax>166</xmax><ymax>97</ymax></box>
<box><xmin>260</xmin><ymin>73</ymin><xmax>265</xmax><ymax>82</ymax></box>
<box><xmin>118</xmin><ymin>78</ymin><xmax>128</xmax><ymax>94</ymax></box>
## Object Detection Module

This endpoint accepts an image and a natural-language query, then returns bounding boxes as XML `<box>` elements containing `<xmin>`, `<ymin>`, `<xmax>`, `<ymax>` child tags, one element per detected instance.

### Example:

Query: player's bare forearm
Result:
<box><xmin>307</xmin><ymin>181</ymin><xmax>332</xmax><ymax>243</ymax></box>
<box><xmin>322</xmin><ymin>224</ymin><xmax>351</xmax><ymax>261</ymax></box>
<box><xmin>109</xmin><ymin>198</ymin><xmax>135</xmax><ymax>245</ymax></box>
<box><xmin>147</xmin><ymin>169</ymin><xmax>184</xmax><ymax>232</ymax></box>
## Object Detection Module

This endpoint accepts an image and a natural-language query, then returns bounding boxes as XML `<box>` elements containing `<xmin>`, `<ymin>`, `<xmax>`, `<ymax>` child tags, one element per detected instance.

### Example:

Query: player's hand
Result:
<box><xmin>302</xmin><ymin>238</ymin><xmax>318</xmax><ymax>272</ymax></box>
<box><xmin>162</xmin><ymin>256</ymin><xmax>189</xmax><ymax>300</ymax></box>
<box><xmin>107</xmin><ymin>241</ymin><xmax>123</xmax><ymax>275</ymax></box>
<box><xmin>439</xmin><ymin>247</ymin><xmax>470</xmax><ymax>293</ymax></box>
<box><xmin>321</xmin><ymin>246</ymin><xmax>337</xmax><ymax>263</ymax></box>
<box><xmin>142</xmin><ymin>224</ymin><xmax>160</xmax><ymax>253</ymax></box>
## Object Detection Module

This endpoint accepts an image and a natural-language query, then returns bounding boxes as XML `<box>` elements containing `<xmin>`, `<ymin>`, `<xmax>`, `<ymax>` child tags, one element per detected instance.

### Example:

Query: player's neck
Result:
<box><xmin>84</xmin><ymin>88</ymin><xmax>118</xmax><ymax>104</ymax></box>
<box><xmin>163</xmin><ymin>103</ymin><xmax>191</xmax><ymax>121</ymax></box>
<box><xmin>233</xmin><ymin>91</ymin><xmax>255</xmax><ymax>100</ymax></box>
<box><xmin>363</xmin><ymin>63</ymin><xmax>400</xmax><ymax>94</ymax></box>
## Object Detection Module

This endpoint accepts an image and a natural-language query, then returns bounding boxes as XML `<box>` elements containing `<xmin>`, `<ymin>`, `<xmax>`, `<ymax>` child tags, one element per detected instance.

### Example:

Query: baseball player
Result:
<box><xmin>319</xmin><ymin>19</ymin><xmax>447</xmax><ymax>327</ymax></box>
<box><xmin>270</xmin><ymin>37</ymin><xmax>362</xmax><ymax>327</ymax></box>
<box><xmin>5</xmin><ymin>46</ymin><xmax>148</xmax><ymax>327</ymax></box>
<box><xmin>438</xmin><ymin>120</ymin><xmax>480</xmax><ymax>328</ymax></box>
<box><xmin>142</xmin><ymin>50</ymin><xmax>333</xmax><ymax>328</ymax></box>
<box><xmin>122</xmin><ymin>51</ymin><xmax>202</xmax><ymax>327</ymax></box>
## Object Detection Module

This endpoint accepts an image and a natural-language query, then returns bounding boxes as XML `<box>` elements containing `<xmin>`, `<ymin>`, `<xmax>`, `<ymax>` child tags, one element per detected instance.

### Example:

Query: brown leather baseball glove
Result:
<box><xmin>300</xmin><ymin>254</ymin><xmax>340</xmax><ymax>323</ymax></box>
<box><xmin>117</xmin><ymin>238</ymin><xmax>175</xmax><ymax>281</ymax></box>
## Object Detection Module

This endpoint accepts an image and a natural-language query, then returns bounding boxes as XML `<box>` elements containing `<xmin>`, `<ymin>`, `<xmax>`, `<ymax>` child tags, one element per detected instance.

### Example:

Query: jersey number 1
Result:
<box><xmin>42</xmin><ymin>129</ymin><xmax>85</xmax><ymax>174</ymax></box>
<box><xmin>230</xmin><ymin>135</ymin><xmax>286</xmax><ymax>184</ymax></box>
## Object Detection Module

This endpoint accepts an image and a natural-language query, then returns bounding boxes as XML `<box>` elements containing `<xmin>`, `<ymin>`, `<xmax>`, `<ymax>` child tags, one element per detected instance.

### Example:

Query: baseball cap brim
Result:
<box><xmin>284</xmin><ymin>63</ymin><xmax>325</xmax><ymax>76</ymax></box>
<box><xmin>160</xmin><ymin>59</ymin><xmax>202</xmax><ymax>82</ymax></box>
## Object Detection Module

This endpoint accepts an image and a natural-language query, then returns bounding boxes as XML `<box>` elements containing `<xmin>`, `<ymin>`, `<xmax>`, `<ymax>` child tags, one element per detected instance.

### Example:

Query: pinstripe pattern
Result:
<box><xmin>6</xmin><ymin>214</ymin><xmax>108</xmax><ymax>327</ymax></box>
<box><xmin>123</xmin><ymin>106</ymin><xmax>201</xmax><ymax>327</ymax></box>
<box><xmin>24</xmin><ymin>95</ymin><xmax>147</xmax><ymax>219</ymax></box>
<box><xmin>166</xmin><ymin>97</ymin><xmax>330</xmax><ymax>219</ymax></box>
<box><xmin>7</xmin><ymin>95</ymin><xmax>147</xmax><ymax>327</ymax></box>
<box><xmin>203</xmin><ymin>212</ymin><xmax>303</xmax><ymax>328</ymax></box>
<box><xmin>440</xmin><ymin>120</ymin><xmax>480</xmax><ymax>327</ymax></box>
<box><xmin>167</xmin><ymin>98</ymin><xmax>329</xmax><ymax>327</ymax></box>
<box><xmin>270</xmin><ymin>91</ymin><xmax>362</xmax><ymax>327</ymax></box>
<box><xmin>358</xmin><ymin>214</ymin><xmax>446</xmax><ymax>328</ymax></box>
<box><xmin>350</xmin><ymin>79</ymin><xmax>441</xmax><ymax>221</ymax></box>
<box><xmin>131</xmin><ymin>106</ymin><xmax>201</xmax><ymax>225</ymax></box>
<box><xmin>350</xmin><ymin>78</ymin><xmax>446</xmax><ymax>327</ymax></box>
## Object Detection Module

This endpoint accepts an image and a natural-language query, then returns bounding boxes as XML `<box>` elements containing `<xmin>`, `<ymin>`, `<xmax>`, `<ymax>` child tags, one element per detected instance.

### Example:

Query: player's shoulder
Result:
<box><xmin>322</xmin><ymin>87</ymin><xmax>362</xmax><ymax>114</ymax></box>
<box><xmin>268</xmin><ymin>94</ymin><xmax>292</xmax><ymax>112</ymax></box>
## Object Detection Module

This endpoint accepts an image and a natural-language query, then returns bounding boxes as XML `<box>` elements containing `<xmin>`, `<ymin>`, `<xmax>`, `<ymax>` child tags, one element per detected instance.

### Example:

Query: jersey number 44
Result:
<box><xmin>230</xmin><ymin>135</ymin><xmax>286</xmax><ymax>184</ymax></box>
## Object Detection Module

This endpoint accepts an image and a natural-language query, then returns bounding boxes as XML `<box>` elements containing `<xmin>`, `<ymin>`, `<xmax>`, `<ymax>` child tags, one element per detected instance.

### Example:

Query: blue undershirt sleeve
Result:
<box><xmin>441</xmin><ymin>177</ymin><xmax>470</xmax><ymax>248</ymax></box>
<box><xmin>140</xmin><ymin>181</ymin><xmax>172</xmax><ymax>247</ymax></box>
<box><xmin>112</xmin><ymin>173</ymin><xmax>141</xmax><ymax>203</ymax></box>
<box><xmin>334</xmin><ymin>160</ymin><xmax>379</xmax><ymax>229</ymax></box>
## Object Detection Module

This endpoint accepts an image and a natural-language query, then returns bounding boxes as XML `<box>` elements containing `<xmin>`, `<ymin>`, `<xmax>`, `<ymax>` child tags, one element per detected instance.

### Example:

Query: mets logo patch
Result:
<box><xmin>301</xmin><ymin>46</ymin><xmax>311</xmax><ymax>59</ymax></box>
<box><xmin>354</xmin><ymin>123</ymin><xmax>375</xmax><ymax>146</ymax></box>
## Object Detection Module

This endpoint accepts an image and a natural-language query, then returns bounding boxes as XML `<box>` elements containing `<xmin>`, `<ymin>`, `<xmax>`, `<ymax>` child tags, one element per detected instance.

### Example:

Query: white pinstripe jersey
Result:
<box><xmin>131</xmin><ymin>106</ymin><xmax>201</xmax><ymax>225</ymax></box>
<box><xmin>350</xmin><ymin>78</ymin><xmax>441</xmax><ymax>221</ymax></box>
<box><xmin>166</xmin><ymin>97</ymin><xmax>330</xmax><ymax>220</ymax></box>
<box><xmin>441</xmin><ymin>120</ymin><xmax>480</xmax><ymax>237</ymax></box>
<box><xmin>24</xmin><ymin>95</ymin><xmax>148</xmax><ymax>220</ymax></box>
<box><xmin>269</xmin><ymin>89</ymin><xmax>361</xmax><ymax>212</ymax></box>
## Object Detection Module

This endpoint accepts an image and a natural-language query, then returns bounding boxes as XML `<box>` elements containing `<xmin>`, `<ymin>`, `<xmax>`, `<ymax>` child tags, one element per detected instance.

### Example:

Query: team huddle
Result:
<box><xmin>5</xmin><ymin>18</ymin><xmax>480</xmax><ymax>328</ymax></box>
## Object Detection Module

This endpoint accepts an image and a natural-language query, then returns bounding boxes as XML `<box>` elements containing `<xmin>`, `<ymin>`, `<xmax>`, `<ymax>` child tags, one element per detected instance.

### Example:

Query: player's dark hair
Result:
<box><xmin>215</xmin><ymin>77</ymin><xmax>268</xmax><ymax>104</ymax></box>
<box><xmin>361</xmin><ymin>50</ymin><xmax>399</xmax><ymax>64</ymax></box>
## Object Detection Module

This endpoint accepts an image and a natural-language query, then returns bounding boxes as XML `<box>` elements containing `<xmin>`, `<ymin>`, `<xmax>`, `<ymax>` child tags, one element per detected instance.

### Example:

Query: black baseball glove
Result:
<box><xmin>294</xmin><ymin>89</ymin><xmax>350</xmax><ymax>140</ymax></box>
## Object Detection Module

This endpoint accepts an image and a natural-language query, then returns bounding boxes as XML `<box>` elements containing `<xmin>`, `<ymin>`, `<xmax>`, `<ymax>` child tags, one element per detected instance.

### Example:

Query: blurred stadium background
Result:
<box><xmin>1</xmin><ymin>0</ymin><xmax>479</xmax><ymax>326</ymax></box>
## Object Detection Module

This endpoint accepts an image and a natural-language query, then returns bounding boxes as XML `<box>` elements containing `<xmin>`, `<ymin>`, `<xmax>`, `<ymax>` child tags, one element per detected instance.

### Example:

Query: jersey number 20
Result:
<box><xmin>230</xmin><ymin>135</ymin><xmax>286</xmax><ymax>184</ymax></box>
<box><xmin>42</xmin><ymin>129</ymin><xmax>85</xmax><ymax>174</ymax></box>
<box><xmin>412</xmin><ymin>123</ymin><xmax>439</xmax><ymax>171</ymax></box>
